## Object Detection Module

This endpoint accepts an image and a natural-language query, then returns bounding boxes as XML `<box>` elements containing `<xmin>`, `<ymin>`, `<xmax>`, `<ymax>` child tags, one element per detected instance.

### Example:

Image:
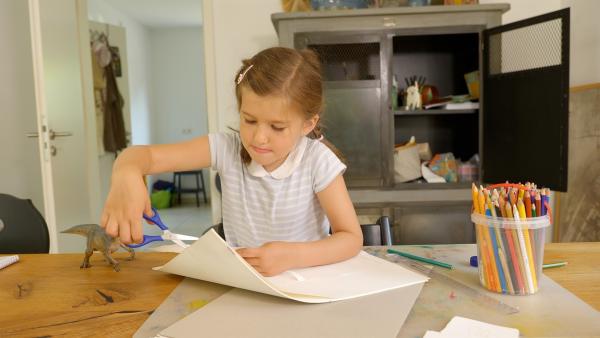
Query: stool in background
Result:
<box><xmin>173</xmin><ymin>170</ymin><xmax>207</xmax><ymax>207</ymax></box>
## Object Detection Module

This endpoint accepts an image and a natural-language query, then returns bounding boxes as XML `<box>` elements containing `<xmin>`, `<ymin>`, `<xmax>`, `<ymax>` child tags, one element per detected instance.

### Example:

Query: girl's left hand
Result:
<box><xmin>236</xmin><ymin>242</ymin><xmax>295</xmax><ymax>277</ymax></box>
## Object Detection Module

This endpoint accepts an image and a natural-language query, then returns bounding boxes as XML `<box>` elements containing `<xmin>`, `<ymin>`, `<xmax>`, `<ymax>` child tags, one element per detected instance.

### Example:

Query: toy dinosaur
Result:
<box><xmin>61</xmin><ymin>224</ymin><xmax>134</xmax><ymax>272</ymax></box>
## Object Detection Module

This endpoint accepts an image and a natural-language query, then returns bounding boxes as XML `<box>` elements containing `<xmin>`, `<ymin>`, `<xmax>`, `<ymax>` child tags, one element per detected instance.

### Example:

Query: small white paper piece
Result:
<box><xmin>0</xmin><ymin>255</ymin><xmax>19</xmax><ymax>270</ymax></box>
<box><xmin>424</xmin><ymin>316</ymin><xmax>519</xmax><ymax>338</ymax></box>
<box><xmin>154</xmin><ymin>229</ymin><xmax>428</xmax><ymax>303</ymax></box>
<box><xmin>421</xmin><ymin>162</ymin><xmax>446</xmax><ymax>183</ymax></box>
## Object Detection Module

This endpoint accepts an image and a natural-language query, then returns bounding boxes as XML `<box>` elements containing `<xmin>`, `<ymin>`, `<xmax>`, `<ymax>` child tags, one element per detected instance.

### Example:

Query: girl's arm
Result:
<box><xmin>237</xmin><ymin>174</ymin><xmax>363</xmax><ymax>276</ymax></box>
<box><xmin>102</xmin><ymin>136</ymin><xmax>212</xmax><ymax>244</ymax></box>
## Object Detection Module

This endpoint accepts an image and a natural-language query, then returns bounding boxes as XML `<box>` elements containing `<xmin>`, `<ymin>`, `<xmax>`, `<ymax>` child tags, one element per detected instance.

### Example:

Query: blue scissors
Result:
<box><xmin>127</xmin><ymin>207</ymin><xmax>199</xmax><ymax>249</ymax></box>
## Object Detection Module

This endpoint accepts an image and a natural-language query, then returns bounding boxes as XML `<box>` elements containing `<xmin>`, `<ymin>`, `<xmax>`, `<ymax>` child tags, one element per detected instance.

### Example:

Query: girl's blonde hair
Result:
<box><xmin>234</xmin><ymin>47</ymin><xmax>343</xmax><ymax>164</ymax></box>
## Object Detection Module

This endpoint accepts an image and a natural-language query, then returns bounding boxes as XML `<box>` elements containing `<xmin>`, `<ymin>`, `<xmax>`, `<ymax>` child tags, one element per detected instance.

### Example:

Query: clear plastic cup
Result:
<box><xmin>471</xmin><ymin>213</ymin><xmax>551</xmax><ymax>295</ymax></box>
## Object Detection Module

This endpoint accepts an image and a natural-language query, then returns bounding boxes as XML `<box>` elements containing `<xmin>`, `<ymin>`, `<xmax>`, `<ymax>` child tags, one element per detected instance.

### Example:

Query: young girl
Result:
<box><xmin>101</xmin><ymin>47</ymin><xmax>363</xmax><ymax>276</ymax></box>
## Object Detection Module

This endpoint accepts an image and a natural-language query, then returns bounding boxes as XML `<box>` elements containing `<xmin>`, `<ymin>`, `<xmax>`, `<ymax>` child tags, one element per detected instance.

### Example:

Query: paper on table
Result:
<box><xmin>423</xmin><ymin>316</ymin><xmax>519</xmax><ymax>338</ymax></box>
<box><xmin>159</xmin><ymin>283</ymin><xmax>425</xmax><ymax>338</ymax></box>
<box><xmin>154</xmin><ymin>229</ymin><xmax>428</xmax><ymax>303</ymax></box>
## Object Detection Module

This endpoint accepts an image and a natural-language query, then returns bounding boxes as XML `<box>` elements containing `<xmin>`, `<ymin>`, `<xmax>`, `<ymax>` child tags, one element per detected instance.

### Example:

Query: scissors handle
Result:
<box><xmin>127</xmin><ymin>234</ymin><xmax>163</xmax><ymax>248</ymax></box>
<box><xmin>143</xmin><ymin>207</ymin><xmax>168</xmax><ymax>230</ymax></box>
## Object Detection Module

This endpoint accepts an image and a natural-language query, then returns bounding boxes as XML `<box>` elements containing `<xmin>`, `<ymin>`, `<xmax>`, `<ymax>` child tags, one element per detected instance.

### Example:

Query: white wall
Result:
<box><xmin>206</xmin><ymin>0</ymin><xmax>281</xmax><ymax>131</ymax></box>
<box><xmin>203</xmin><ymin>0</ymin><xmax>281</xmax><ymax>222</ymax></box>
<box><xmin>149</xmin><ymin>27</ymin><xmax>209</xmax><ymax>190</ymax></box>
<box><xmin>0</xmin><ymin>0</ymin><xmax>45</xmax><ymax>212</ymax></box>
<box><xmin>561</xmin><ymin>0</ymin><xmax>600</xmax><ymax>86</ymax></box>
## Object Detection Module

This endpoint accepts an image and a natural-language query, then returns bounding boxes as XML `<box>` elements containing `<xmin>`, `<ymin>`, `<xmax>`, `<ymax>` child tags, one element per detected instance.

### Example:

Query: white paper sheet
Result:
<box><xmin>423</xmin><ymin>316</ymin><xmax>519</xmax><ymax>338</ymax></box>
<box><xmin>154</xmin><ymin>229</ymin><xmax>428</xmax><ymax>303</ymax></box>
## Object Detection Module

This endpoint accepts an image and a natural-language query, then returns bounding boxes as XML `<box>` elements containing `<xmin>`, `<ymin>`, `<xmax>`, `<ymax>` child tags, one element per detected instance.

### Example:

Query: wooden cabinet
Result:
<box><xmin>272</xmin><ymin>5</ymin><xmax>569</xmax><ymax>244</ymax></box>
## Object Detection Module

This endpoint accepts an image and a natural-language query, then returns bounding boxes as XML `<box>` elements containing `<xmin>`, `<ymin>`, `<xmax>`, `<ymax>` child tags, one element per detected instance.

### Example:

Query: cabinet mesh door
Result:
<box><xmin>483</xmin><ymin>9</ymin><xmax>569</xmax><ymax>191</ymax></box>
<box><xmin>296</xmin><ymin>35</ymin><xmax>386</xmax><ymax>187</ymax></box>
<box><xmin>309</xmin><ymin>42</ymin><xmax>380</xmax><ymax>81</ymax></box>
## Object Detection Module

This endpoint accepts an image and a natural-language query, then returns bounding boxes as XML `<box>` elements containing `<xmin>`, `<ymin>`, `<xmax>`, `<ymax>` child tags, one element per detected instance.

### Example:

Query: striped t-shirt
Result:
<box><xmin>208</xmin><ymin>132</ymin><xmax>346</xmax><ymax>248</ymax></box>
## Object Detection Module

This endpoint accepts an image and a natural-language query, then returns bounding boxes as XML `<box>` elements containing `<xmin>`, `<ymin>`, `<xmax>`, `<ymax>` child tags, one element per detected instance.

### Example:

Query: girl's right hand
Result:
<box><xmin>100</xmin><ymin>170</ymin><xmax>152</xmax><ymax>244</ymax></box>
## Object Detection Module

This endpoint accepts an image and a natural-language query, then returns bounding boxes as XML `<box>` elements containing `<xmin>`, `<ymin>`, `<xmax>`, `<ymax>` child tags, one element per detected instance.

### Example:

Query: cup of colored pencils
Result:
<box><xmin>471</xmin><ymin>182</ymin><xmax>552</xmax><ymax>295</ymax></box>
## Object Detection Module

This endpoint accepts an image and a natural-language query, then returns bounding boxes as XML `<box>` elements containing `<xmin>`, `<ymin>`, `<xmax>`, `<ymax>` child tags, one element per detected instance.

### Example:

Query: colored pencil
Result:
<box><xmin>486</xmin><ymin>207</ymin><xmax>508</xmax><ymax>293</ymax></box>
<box><xmin>479</xmin><ymin>190</ymin><xmax>499</xmax><ymax>291</ymax></box>
<box><xmin>489</xmin><ymin>195</ymin><xmax>513</xmax><ymax>294</ymax></box>
<box><xmin>518</xmin><ymin>199</ymin><xmax>538</xmax><ymax>290</ymax></box>
<box><xmin>514</xmin><ymin>204</ymin><xmax>535</xmax><ymax>293</ymax></box>
<box><xmin>505</xmin><ymin>202</ymin><xmax>525</xmax><ymax>294</ymax></box>
<box><xmin>472</xmin><ymin>184</ymin><xmax>489</xmax><ymax>288</ymax></box>
<box><xmin>386</xmin><ymin>249</ymin><xmax>453</xmax><ymax>269</ymax></box>
<box><xmin>524</xmin><ymin>191</ymin><xmax>532</xmax><ymax>218</ymax></box>
<box><xmin>543</xmin><ymin>262</ymin><xmax>567</xmax><ymax>269</ymax></box>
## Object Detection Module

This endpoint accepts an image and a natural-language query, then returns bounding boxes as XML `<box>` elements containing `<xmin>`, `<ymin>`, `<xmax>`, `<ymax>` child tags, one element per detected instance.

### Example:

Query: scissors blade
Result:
<box><xmin>171</xmin><ymin>233</ymin><xmax>200</xmax><ymax>241</ymax></box>
<box><xmin>161</xmin><ymin>230</ymin><xmax>197</xmax><ymax>246</ymax></box>
<box><xmin>171</xmin><ymin>238</ymin><xmax>189</xmax><ymax>249</ymax></box>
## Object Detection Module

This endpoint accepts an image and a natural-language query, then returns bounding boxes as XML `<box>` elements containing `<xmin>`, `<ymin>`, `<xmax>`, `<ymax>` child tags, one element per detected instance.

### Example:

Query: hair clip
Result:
<box><xmin>237</xmin><ymin>64</ymin><xmax>254</xmax><ymax>85</ymax></box>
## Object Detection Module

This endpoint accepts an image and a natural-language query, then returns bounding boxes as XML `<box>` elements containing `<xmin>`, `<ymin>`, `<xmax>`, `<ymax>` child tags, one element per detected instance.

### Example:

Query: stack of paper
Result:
<box><xmin>154</xmin><ymin>229</ymin><xmax>428</xmax><ymax>303</ymax></box>
<box><xmin>423</xmin><ymin>316</ymin><xmax>519</xmax><ymax>338</ymax></box>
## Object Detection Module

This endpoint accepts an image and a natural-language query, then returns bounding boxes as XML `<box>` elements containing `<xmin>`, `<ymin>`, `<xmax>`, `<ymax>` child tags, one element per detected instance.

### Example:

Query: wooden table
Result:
<box><xmin>1</xmin><ymin>243</ymin><xmax>598</xmax><ymax>338</ymax></box>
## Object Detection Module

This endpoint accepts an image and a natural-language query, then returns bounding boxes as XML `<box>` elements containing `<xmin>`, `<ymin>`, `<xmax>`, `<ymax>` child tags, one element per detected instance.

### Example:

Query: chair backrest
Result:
<box><xmin>361</xmin><ymin>216</ymin><xmax>392</xmax><ymax>246</ymax></box>
<box><xmin>206</xmin><ymin>216</ymin><xmax>392</xmax><ymax>246</ymax></box>
<box><xmin>204</xmin><ymin>223</ymin><xmax>225</xmax><ymax>240</ymax></box>
<box><xmin>0</xmin><ymin>194</ymin><xmax>50</xmax><ymax>253</ymax></box>
<box><xmin>215</xmin><ymin>173</ymin><xmax>222</xmax><ymax>194</ymax></box>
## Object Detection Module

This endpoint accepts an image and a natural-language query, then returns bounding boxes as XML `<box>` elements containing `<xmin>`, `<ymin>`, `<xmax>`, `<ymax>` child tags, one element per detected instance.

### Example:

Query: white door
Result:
<box><xmin>0</xmin><ymin>0</ymin><xmax>45</xmax><ymax>221</ymax></box>
<box><xmin>25</xmin><ymin>0</ymin><xmax>100</xmax><ymax>253</ymax></box>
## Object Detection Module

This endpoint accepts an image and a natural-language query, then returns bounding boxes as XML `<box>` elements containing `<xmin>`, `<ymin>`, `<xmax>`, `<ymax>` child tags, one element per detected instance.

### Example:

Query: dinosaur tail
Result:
<box><xmin>61</xmin><ymin>224</ymin><xmax>101</xmax><ymax>237</ymax></box>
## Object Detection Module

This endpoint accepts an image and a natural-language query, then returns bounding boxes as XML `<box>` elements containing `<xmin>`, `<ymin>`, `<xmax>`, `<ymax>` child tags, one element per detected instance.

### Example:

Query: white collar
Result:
<box><xmin>246</xmin><ymin>137</ymin><xmax>308</xmax><ymax>180</ymax></box>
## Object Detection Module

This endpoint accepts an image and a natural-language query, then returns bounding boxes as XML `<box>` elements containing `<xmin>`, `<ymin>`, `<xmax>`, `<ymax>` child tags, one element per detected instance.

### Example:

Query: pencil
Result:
<box><xmin>480</xmin><ymin>190</ymin><xmax>499</xmax><ymax>291</ymax></box>
<box><xmin>489</xmin><ymin>196</ymin><xmax>512</xmax><ymax>294</ymax></box>
<box><xmin>494</xmin><ymin>200</ymin><xmax>516</xmax><ymax>294</ymax></box>
<box><xmin>518</xmin><ymin>199</ymin><xmax>538</xmax><ymax>291</ymax></box>
<box><xmin>514</xmin><ymin>204</ymin><xmax>535</xmax><ymax>293</ymax></box>
<box><xmin>472</xmin><ymin>184</ymin><xmax>490</xmax><ymax>288</ymax></box>
<box><xmin>505</xmin><ymin>202</ymin><xmax>525</xmax><ymax>294</ymax></box>
<box><xmin>543</xmin><ymin>262</ymin><xmax>567</xmax><ymax>269</ymax></box>
<box><xmin>518</xmin><ymin>188</ymin><xmax>525</xmax><ymax>201</ymax></box>
<box><xmin>486</xmin><ymin>207</ymin><xmax>508</xmax><ymax>293</ymax></box>
<box><xmin>386</xmin><ymin>249</ymin><xmax>453</xmax><ymax>269</ymax></box>
<box><xmin>530</xmin><ymin>204</ymin><xmax>538</xmax><ymax>262</ymax></box>
<box><xmin>524</xmin><ymin>191</ymin><xmax>532</xmax><ymax>218</ymax></box>
<box><xmin>540</xmin><ymin>190</ymin><xmax>547</xmax><ymax>216</ymax></box>
<box><xmin>535</xmin><ymin>192</ymin><xmax>542</xmax><ymax>217</ymax></box>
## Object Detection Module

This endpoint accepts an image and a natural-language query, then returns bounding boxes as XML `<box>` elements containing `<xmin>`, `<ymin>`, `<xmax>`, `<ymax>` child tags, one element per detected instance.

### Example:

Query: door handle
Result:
<box><xmin>25</xmin><ymin>129</ymin><xmax>72</xmax><ymax>140</ymax></box>
<box><xmin>48</xmin><ymin>130</ymin><xmax>72</xmax><ymax>140</ymax></box>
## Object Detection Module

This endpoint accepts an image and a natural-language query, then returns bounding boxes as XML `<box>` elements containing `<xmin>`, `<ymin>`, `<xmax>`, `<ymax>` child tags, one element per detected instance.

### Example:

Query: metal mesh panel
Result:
<box><xmin>488</xmin><ymin>18</ymin><xmax>562</xmax><ymax>75</ymax></box>
<box><xmin>309</xmin><ymin>43</ymin><xmax>380</xmax><ymax>81</ymax></box>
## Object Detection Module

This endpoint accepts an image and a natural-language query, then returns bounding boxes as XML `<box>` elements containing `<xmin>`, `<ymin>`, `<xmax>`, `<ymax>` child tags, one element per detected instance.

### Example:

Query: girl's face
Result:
<box><xmin>239</xmin><ymin>87</ymin><xmax>317</xmax><ymax>172</ymax></box>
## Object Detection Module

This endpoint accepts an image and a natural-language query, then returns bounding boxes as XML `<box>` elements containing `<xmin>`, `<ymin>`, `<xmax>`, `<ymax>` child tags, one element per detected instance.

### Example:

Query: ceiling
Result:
<box><xmin>103</xmin><ymin>0</ymin><xmax>203</xmax><ymax>27</ymax></box>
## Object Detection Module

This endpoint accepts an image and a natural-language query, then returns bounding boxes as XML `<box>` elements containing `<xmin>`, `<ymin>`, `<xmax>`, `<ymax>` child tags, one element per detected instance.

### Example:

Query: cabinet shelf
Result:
<box><xmin>393</xmin><ymin>109</ymin><xmax>477</xmax><ymax>116</ymax></box>
<box><xmin>390</xmin><ymin>182</ymin><xmax>473</xmax><ymax>191</ymax></box>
